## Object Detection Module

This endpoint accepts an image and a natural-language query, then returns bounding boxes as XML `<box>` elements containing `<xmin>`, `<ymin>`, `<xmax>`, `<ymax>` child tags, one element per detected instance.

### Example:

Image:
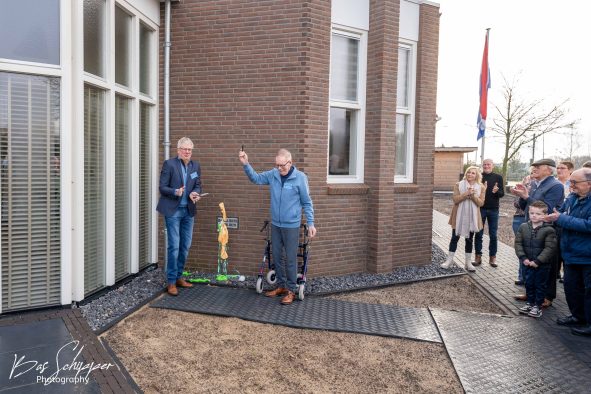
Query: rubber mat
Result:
<box><xmin>431</xmin><ymin>309</ymin><xmax>591</xmax><ymax>393</ymax></box>
<box><xmin>151</xmin><ymin>285</ymin><xmax>442</xmax><ymax>343</ymax></box>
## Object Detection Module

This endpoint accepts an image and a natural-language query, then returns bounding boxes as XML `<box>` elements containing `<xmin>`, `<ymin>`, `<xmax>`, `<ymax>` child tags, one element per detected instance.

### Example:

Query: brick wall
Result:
<box><xmin>158</xmin><ymin>0</ymin><xmax>439</xmax><ymax>277</ymax></box>
<box><xmin>391</xmin><ymin>3</ymin><xmax>440</xmax><ymax>268</ymax></box>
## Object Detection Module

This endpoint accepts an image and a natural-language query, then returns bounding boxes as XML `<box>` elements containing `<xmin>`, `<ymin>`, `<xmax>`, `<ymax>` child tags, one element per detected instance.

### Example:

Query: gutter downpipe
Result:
<box><xmin>163</xmin><ymin>0</ymin><xmax>171</xmax><ymax>271</ymax></box>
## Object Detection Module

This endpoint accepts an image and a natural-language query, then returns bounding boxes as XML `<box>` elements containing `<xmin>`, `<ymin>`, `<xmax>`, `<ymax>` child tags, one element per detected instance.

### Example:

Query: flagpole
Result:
<box><xmin>477</xmin><ymin>28</ymin><xmax>491</xmax><ymax>165</ymax></box>
<box><xmin>480</xmin><ymin>135</ymin><xmax>485</xmax><ymax>165</ymax></box>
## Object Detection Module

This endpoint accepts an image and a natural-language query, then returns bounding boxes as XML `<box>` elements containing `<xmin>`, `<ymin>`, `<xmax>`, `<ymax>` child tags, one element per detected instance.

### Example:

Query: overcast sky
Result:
<box><xmin>435</xmin><ymin>0</ymin><xmax>591</xmax><ymax>164</ymax></box>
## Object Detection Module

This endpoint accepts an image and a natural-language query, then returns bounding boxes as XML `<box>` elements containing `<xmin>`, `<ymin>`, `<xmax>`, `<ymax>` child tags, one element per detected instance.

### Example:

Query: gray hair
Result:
<box><xmin>177</xmin><ymin>137</ymin><xmax>194</xmax><ymax>148</ymax></box>
<box><xmin>276</xmin><ymin>148</ymin><xmax>292</xmax><ymax>161</ymax></box>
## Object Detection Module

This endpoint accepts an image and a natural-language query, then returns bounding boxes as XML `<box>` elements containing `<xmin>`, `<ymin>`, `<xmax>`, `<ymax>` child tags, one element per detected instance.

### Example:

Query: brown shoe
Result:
<box><xmin>176</xmin><ymin>279</ymin><xmax>193</xmax><ymax>288</ymax></box>
<box><xmin>473</xmin><ymin>254</ymin><xmax>482</xmax><ymax>266</ymax></box>
<box><xmin>542</xmin><ymin>298</ymin><xmax>553</xmax><ymax>308</ymax></box>
<box><xmin>489</xmin><ymin>256</ymin><xmax>497</xmax><ymax>267</ymax></box>
<box><xmin>280</xmin><ymin>291</ymin><xmax>296</xmax><ymax>305</ymax></box>
<box><xmin>167</xmin><ymin>284</ymin><xmax>178</xmax><ymax>296</ymax></box>
<box><xmin>265</xmin><ymin>287</ymin><xmax>289</xmax><ymax>298</ymax></box>
<box><xmin>514</xmin><ymin>294</ymin><xmax>527</xmax><ymax>301</ymax></box>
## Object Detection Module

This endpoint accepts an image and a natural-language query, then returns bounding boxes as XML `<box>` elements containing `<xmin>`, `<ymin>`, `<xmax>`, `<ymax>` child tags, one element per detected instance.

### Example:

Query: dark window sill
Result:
<box><xmin>394</xmin><ymin>184</ymin><xmax>419</xmax><ymax>193</ymax></box>
<box><xmin>327</xmin><ymin>184</ymin><xmax>370</xmax><ymax>195</ymax></box>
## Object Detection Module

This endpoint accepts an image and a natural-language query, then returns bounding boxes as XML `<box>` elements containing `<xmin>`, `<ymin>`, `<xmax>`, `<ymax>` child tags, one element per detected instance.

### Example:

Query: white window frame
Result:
<box><xmin>72</xmin><ymin>0</ymin><xmax>158</xmax><ymax>300</ymax></box>
<box><xmin>327</xmin><ymin>25</ymin><xmax>367</xmax><ymax>184</ymax></box>
<box><xmin>0</xmin><ymin>0</ymin><xmax>72</xmax><ymax>312</ymax></box>
<box><xmin>395</xmin><ymin>39</ymin><xmax>417</xmax><ymax>184</ymax></box>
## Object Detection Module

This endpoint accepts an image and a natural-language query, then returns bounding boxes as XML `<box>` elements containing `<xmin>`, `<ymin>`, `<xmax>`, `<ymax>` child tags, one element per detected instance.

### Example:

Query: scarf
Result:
<box><xmin>455</xmin><ymin>179</ymin><xmax>481</xmax><ymax>238</ymax></box>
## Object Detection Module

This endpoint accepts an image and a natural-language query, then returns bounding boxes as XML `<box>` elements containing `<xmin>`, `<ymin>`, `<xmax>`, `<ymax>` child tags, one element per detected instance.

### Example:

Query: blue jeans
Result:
<box><xmin>165</xmin><ymin>206</ymin><xmax>194</xmax><ymax>284</ymax></box>
<box><xmin>271</xmin><ymin>225</ymin><xmax>300</xmax><ymax>293</ymax></box>
<box><xmin>512</xmin><ymin>215</ymin><xmax>526</xmax><ymax>281</ymax></box>
<box><xmin>448</xmin><ymin>229</ymin><xmax>474</xmax><ymax>253</ymax></box>
<box><xmin>524</xmin><ymin>264</ymin><xmax>551</xmax><ymax>307</ymax></box>
<box><xmin>475</xmin><ymin>208</ymin><xmax>499</xmax><ymax>257</ymax></box>
<box><xmin>563</xmin><ymin>264</ymin><xmax>591</xmax><ymax>324</ymax></box>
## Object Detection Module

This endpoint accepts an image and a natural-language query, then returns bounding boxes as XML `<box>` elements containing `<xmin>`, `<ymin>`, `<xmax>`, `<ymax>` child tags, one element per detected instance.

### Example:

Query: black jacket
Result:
<box><xmin>481</xmin><ymin>172</ymin><xmax>504</xmax><ymax>209</ymax></box>
<box><xmin>514</xmin><ymin>222</ymin><xmax>557</xmax><ymax>265</ymax></box>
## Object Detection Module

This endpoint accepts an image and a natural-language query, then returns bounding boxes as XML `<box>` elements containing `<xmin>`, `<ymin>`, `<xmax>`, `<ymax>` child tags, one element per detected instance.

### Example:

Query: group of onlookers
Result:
<box><xmin>441</xmin><ymin>158</ymin><xmax>591</xmax><ymax>337</ymax></box>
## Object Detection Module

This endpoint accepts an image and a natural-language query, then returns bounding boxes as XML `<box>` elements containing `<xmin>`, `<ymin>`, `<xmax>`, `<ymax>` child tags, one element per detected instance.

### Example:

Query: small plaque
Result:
<box><xmin>217</xmin><ymin>216</ymin><xmax>239</xmax><ymax>229</ymax></box>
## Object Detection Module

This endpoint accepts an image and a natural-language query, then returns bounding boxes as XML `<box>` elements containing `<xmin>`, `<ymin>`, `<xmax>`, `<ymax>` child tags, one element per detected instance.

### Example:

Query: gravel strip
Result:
<box><xmin>81</xmin><ymin>243</ymin><xmax>464</xmax><ymax>332</ymax></box>
<box><xmin>80</xmin><ymin>266</ymin><xmax>167</xmax><ymax>331</ymax></box>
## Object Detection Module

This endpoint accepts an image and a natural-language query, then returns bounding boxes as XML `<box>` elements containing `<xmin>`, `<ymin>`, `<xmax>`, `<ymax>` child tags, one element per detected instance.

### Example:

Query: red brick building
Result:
<box><xmin>163</xmin><ymin>0</ymin><xmax>440</xmax><ymax>276</ymax></box>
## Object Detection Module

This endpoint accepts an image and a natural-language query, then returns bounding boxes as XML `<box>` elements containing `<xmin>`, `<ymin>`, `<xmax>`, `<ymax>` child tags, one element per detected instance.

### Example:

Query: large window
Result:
<box><xmin>83</xmin><ymin>0</ymin><xmax>106</xmax><ymax>77</ymax></box>
<box><xmin>138</xmin><ymin>103</ymin><xmax>152</xmax><ymax>268</ymax></box>
<box><xmin>84</xmin><ymin>85</ymin><xmax>106</xmax><ymax>294</ymax></box>
<box><xmin>328</xmin><ymin>28</ymin><xmax>367</xmax><ymax>183</ymax></box>
<box><xmin>0</xmin><ymin>0</ymin><xmax>60</xmax><ymax>65</ymax></box>
<box><xmin>395</xmin><ymin>41</ymin><xmax>416</xmax><ymax>183</ymax></box>
<box><xmin>115</xmin><ymin>95</ymin><xmax>131</xmax><ymax>279</ymax></box>
<box><xmin>115</xmin><ymin>6</ymin><xmax>131</xmax><ymax>87</ymax></box>
<box><xmin>1</xmin><ymin>72</ymin><xmax>61</xmax><ymax>311</ymax></box>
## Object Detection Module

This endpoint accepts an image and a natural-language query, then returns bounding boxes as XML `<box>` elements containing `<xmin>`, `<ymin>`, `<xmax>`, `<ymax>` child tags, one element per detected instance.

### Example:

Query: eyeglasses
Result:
<box><xmin>557</xmin><ymin>166</ymin><xmax>569</xmax><ymax>170</ymax></box>
<box><xmin>569</xmin><ymin>179</ymin><xmax>590</xmax><ymax>186</ymax></box>
<box><xmin>275</xmin><ymin>161</ymin><xmax>291</xmax><ymax>169</ymax></box>
<box><xmin>178</xmin><ymin>147</ymin><xmax>193</xmax><ymax>152</ymax></box>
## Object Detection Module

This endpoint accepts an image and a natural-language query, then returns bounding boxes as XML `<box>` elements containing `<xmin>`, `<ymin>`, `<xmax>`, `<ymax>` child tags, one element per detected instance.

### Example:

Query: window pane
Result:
<box><xmin>0</xmin><ymin>0</ymin><xmax>60</xmax><ymax>64</ymax></box>
<box><xmin>395</xmin><ymin>114</ymin><xmax>409</xmax><ymax>176</ymax></box>
<box><xmin>115</xmin><ymin>95</ymin><xmax>131</xmax><ymax>279</ymax></box>
<box><xmin>115</xmin><ymin>6</ymin><xmax>131</xmax><ymax>87</ymax></box>
<box><xmin>1</xmin><ymin>72</ymin><xmax>61</xmax><ymax>311</ymax></box>
<box><xmin>139</xmin><ymin>103</ymin><xmax>152</xmax><ymax>268</ymax></box>
<box><xmin>397</xmin><ymin>47</ymin><xmax>410</xmax><ymax>108</ymax></box>
<box><xmin>84</xmin><ymin>85</ymin><xmax>106</xmax><ymax>294</ymax></box>
<box><xmin>330</xmin><ymin>34</ymin><xmax>358</xmax><ymax>101</ymax></box>
<box><xmin>84</xmin><ymin>0</ymin><xmax>106</xmax><ymax>77</ymax></box>
<box><xmin>329</xmin><ymin>107</ymin><xmax>357</xmax><ymax>176</ymax></box>
<box><xmin>140</xmin><ymin>24</ymin><xmax>152</xmax><ymax>95</ymax></box>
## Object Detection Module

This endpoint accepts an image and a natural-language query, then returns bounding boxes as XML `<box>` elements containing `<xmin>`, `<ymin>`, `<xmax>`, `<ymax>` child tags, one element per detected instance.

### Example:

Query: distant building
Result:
<box><xmin>434</xmin><ymin>147</ymin><xmax>478</xmax><ymax>191</ymax></box>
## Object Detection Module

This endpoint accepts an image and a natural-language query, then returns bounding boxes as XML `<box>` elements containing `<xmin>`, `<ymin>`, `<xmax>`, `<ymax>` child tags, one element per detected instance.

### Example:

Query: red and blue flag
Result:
<box><xmin>477</xmin><ymin>30</ymin><xmax>490</xmax><ymax>140</ymax></box>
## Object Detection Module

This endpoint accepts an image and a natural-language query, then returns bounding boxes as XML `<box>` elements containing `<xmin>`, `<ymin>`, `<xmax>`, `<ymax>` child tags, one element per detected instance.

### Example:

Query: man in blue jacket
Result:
<box><xmin>239</xmin><ymin>148</ymin><xmax>316</xmax><ymax>305</ymax></box>
<box><xmin>545</xmin><ymin>168</ymin><xmax>591</xmax><ymax>336</ymax></box>
<box><xmin>511</xmin><ymin>158</ymin><xmax>564</xmax><ymax>306</ymax></box>
<box><xmin>157</xmin><ymin>137</ymin><xmax>202</xmax><ymax>296</ymax></box>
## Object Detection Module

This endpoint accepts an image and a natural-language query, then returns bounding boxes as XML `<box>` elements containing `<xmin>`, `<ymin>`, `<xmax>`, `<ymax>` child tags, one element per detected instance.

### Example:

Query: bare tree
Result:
<box><xmin>489</xmin><ymin>76</ymin><xmax>578</xmax><ymax>185</ymax></box>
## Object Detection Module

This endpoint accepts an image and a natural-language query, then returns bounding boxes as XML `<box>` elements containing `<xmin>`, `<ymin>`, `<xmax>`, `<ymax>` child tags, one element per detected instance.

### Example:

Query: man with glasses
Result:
<box><xmin>157</xmin><ymin>137</ymin><xmax>202</xmax><ymax>296</ymax></box>
<box><xmin>474</xmin><ymin>159</ymin><xmax>504</xmax><ymax>268</ymax></box>
<box><xmin>544</xmin><ymin>168</ymin><xmax>591</xmax><ymax>337</ymax></box>
<box><xmin>511</xmin><ymin>158</ymin><xmax>564</xmax><ymax>307</ymax></box>
<box><xmin>239</xmin><ymin>148</ymin><xmax>316</xmax><ymax>305</ymax></box>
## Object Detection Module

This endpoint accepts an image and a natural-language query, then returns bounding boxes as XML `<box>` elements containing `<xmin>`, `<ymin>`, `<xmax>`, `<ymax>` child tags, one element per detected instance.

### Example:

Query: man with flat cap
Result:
<box><xmin>511</xmin><ymin>158</ymin><xmax>564</xmax><ymax>306</ymax></box>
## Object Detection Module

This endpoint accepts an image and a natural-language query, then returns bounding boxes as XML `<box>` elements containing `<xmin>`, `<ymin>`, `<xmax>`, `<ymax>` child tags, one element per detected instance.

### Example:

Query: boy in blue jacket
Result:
<box><xmin>239</xmin><ymin>148</ymin><xmax>316</xmax><ymax>305</ymax></box>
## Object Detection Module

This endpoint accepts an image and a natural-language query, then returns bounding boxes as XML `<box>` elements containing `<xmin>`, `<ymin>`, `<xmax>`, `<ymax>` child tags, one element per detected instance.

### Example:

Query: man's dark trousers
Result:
<box><xmin>475</xmin><ymin>208</ymin><xmax>499</xmax><ymax>257</ymax></box>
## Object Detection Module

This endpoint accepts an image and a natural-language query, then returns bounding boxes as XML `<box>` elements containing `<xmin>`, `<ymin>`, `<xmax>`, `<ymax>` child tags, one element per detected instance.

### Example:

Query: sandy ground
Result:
<box><xmin>104</xmin><ymin>276</ymin><xmax>504</xmax><ymax>393</ymax></box>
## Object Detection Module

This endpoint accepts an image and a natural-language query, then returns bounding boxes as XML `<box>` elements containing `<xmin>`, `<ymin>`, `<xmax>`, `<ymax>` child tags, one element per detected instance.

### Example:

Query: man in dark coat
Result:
<box><xmin>474</xmin><ymin>159</ymin><xmax>504</xmax><ymax>267</ymax></box>
<box><xmin>157</xmin><ymin>137</ymin><xmax>202</xmax><ymax>296</ymax></box>
<box><xmin>544</xmin><ymin>168</ymin><xmax>591</xmax><ymax>336</ymax></box>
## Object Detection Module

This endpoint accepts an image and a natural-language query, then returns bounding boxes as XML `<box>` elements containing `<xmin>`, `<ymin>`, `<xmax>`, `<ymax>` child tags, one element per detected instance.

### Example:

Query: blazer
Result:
<box><xmin>156</xmin><ymin>157</ymin><xmax>202</xmax><ymax>217</ymax></box>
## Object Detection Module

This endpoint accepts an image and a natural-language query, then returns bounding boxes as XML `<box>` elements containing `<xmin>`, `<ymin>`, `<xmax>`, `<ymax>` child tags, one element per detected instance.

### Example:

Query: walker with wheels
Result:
<box><xmin>255</xmin><ymin>220</ymin><xmax>310</xmax><ymax>300</ymax></box>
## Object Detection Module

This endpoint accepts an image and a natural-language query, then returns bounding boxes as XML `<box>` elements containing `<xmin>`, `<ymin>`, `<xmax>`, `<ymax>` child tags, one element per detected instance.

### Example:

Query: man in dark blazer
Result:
<box><xmin>157</xmin><ymin>137</ymin><xmax>202</xmax><ymax>296</ymax></box>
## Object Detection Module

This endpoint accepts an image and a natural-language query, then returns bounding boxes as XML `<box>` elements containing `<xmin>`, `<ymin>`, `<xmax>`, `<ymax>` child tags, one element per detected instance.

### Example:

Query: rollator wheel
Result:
<box><xmin>255</xmin><ymin>277</ymin><xmax>264</xmax><ymax>294</ymax></box>
<box><xmin>266</xmin><ymin>270</ymin><xmax>277</xmax><ymax>285</ymax></box>
<box><xmin>297</xmin><ymin>284</ymin><xmax>305</xmax><ymax>301</ymax></box>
